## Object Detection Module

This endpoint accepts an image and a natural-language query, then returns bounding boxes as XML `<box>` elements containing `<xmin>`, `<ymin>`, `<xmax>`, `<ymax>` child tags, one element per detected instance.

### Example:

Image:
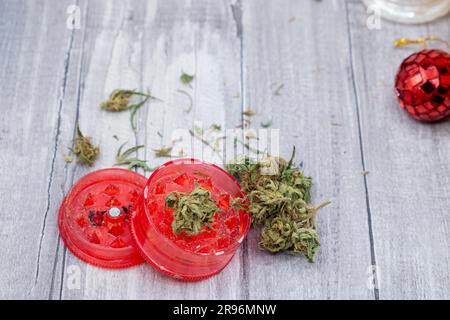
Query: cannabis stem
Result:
<box><xmin>177</xmin><ymin>89</ymin><xmax>193</xmax><ymax>113</ymax></box>
<box><xmin>114</xmin><ymin>142</ymin><xmax>153</xmax><ymax>172</ymax></box>
<box><xmin>189</xmin><ymin>128</ymin><xmax>225</xmax><ymax>163</ymax></box>
<box><xmin>314</xmin><ymin>199</ymin><xmax>332</xmax><ymax>211</ymax></box>
<box><xmin>100</xmin><ymin>89</ymin><xmax>162</xmax><ymax>132</ymax></box>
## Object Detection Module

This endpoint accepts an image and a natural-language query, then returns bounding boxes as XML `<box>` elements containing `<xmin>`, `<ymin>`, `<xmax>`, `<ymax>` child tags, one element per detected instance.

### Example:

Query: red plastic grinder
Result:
<box><xmin>58</xmin><ymin>168</ymin><xmax>147</xmax><ymax>269</ymax></box>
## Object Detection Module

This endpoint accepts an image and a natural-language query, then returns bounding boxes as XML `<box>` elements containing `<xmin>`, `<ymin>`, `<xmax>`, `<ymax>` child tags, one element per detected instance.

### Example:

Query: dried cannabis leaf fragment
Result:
<box><xmin>226</xmin><ymin>147</ymin><xmax>330</xmax><ymax>262</ymax></box>
<box><xmin>180</xmin><ymin>72</ymin><xmax>195</xmax><ymax>86</ymax></box>
<box><xmin>100</xmin><ymin>89</ymin><xmax>161</xmax><ymax>131</ymax></box>
<box><xmin>64</xmin><ymin>155</ymin><xmax>73</xmax><ymax>163</ymax></box>
<box><xmin>165</xmin><ymin>185</ymin><xmax>219</xmax><ymax>236</ymax></box>
<box><xmin>100</xmin><ymin>89</ymin><xmax>149</xmax><ymax>111</ymax></box>
<box><xmin>71</xmin><ymin>126</ymin><xmax>99</xmax><ymax>166</ymax></box>
<box><xmin>210</xmin><ymin>124</ymin><xmax>222</xmax><ymax>131</ymax></box>
<box><xmin>115</xmin><ymin>143</ymin><xmax>152</xmax><ymax>172</ymax></box>
<box><xmin>242</xmin><ymin>109</ymin><xmax>257</xmax><ymax>117</ymax></box>
<box><xmin>153</xmin><ymin>147</ymin><xmax>172</xmax><ymax>158</ymax></box>
<box><xmin>130</xmin><ymin>96</ymin><xmax>151</xmax><ymax>131</ymax></box>
<box><xmin>273</xmin><ymin>83</ymin><xmax>284</xmax><ymax>96</ymax></box>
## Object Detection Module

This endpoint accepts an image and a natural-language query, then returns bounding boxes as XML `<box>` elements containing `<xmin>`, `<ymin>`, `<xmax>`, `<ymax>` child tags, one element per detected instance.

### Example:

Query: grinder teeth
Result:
<box><xmin>58</xmin><ymin>168</ymin><xmax>147</xmax><ymax>269</ymax></box>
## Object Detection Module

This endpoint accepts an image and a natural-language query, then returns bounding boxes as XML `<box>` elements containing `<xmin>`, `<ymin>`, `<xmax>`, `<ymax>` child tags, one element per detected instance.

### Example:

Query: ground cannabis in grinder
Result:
<box><xmin>165</xmin><ymin>184</ymin><xmax>219</xmax><ymax>236</ymax></box>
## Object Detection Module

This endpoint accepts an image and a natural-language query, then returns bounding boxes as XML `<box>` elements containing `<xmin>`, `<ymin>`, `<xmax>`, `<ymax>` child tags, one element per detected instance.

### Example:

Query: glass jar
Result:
<box><xmin>363</xmin><ymin>0</ymin><xmax>450</xmax><ymax>24</ymax></box>
<box><xmin>131</xmin><ymin>158</ymin><xmax>251</xmax><ymax>281</ymax></box>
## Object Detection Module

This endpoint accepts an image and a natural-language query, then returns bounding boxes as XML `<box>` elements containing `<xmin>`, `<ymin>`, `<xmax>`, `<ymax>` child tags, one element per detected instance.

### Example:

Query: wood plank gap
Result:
<box><xmin>34</xmin><ymin>2</ymin><xmax>79</xmax><ymax>285</ymax></box>
<box><xmin>231</xmin><ymin>0</ymin><xmax>249</xmax><ymax>300</ymax></box>
<box><xmin>344</xmin><ymin>1</ymin><xmax>379</xmax><ymax>300</ymax></box>
<box><xmin>51</xmin><ymin>1</ymin><xmax>89</xmax><ymax>300</ymax></box>
<box><xmin>48</xmin><ymin>238</ymin><xmax>63</xmax><ymax>300</ymax></box>
<box><xmin>57</xmin><ymin>247</ymin><xmax>68</xmax><ymax>300</ymax></box>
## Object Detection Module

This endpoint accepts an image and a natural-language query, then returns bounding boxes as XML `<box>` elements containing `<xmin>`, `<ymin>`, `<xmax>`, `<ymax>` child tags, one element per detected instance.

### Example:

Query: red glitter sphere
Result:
<box><xmin>395</xmin><ymin>49</ymin><xmax>450</xmax><ymax>122</ymax></box>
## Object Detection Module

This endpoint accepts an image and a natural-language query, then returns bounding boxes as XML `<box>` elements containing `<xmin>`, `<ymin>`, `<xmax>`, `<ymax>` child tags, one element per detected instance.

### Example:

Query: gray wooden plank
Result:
<box><xmin>2</xmin><ymin>0</ymin><xmax>448</xmax><ymax>300</ymax></box>
<box><xmin>58</xmin><ymin>0</ymin><xmax>245</xmax><ymax>299</ymax></box>
<box><xmin>347</xmin><ymin>1</ymin><xmax>450</xmax><ymax>299</ymax></box>
<box><xmin>0</xmin><ymin>0</ymin><xmax>86</xmax><ymax>299</ymax></box>
<box><xmin>241</xmin><ymin>0</ymin><xmax>375</xmax><ymax>299</ymax></box>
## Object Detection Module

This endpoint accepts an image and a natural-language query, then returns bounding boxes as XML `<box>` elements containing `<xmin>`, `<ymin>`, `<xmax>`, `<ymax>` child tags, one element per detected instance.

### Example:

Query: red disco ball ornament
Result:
<box><xmin>58</xmin><ymin>168</ymin><xmax>147</xmax><ymax>269</ymax></box>
<box><xmin>395</xmin><ymin>49</ymin><xmax>450</xmax><ymax>122</ymax></box>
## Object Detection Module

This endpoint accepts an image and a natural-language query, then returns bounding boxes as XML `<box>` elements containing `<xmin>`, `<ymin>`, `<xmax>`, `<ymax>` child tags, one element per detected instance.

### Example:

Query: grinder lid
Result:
<box><xmin>58</xmin><ymin>168</ymin><xmax>147</xmax><ymax>269</ymax></box>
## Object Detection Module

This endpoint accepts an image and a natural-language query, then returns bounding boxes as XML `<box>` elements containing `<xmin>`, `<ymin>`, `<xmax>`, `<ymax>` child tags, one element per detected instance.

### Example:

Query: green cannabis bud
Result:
<box><xmin>227</xmin><ymin>154</ymin><xmax>313</xmax><ymax>225</ymax></box>
<box><xmin>260</xmin><ymin>216</ymin><xmax>320</xmax><ymax>262</ymax></box>
<box><xmin>166</xmin><ymin>185</ymin><xmax>219</xmax><ymax>236</ymax></box>
<box><xmin>72</xmin><ymin>126</ymin><xmax>99</xmax><ymax>166</ymax></box>
<box><xmin>226</xmin><ymin>147</ymin><xmax>330</xmax><ymax>262</ymax></box>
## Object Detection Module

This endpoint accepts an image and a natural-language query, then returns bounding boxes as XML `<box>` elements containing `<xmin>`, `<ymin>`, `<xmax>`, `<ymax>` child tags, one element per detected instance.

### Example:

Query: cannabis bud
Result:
<box><xmin>100</xmin><ymin>89</ymin><xmax>161</xmax><ymax>131</ymax></box>
<box><xmin>165</xmin><ymin>185</ymin><xmax>219</xmax><ymax>236</ymax></box>
<box><xmin>100</xmin><ymin>89</ymin><xmax>148</xmax><ymax>111</ymax></box>
<box><xmin>71</xmin><ymin>126</ymin><xmax>99</xmax><ymax>166</ymax></box>
<box><xmin>260</xmin><ymin>216</ymin><xmax>320</xmax><ymax>262</ymax></box>
<box><xmin>226</xmin><ymin>147</ymin><xmax>330</xmax><ymax>262</ymax></box>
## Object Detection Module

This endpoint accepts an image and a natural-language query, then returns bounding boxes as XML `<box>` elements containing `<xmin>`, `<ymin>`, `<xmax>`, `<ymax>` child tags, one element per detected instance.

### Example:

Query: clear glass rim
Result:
<box><xmin>363</xmin><ymin>0</ymin><xmax>450</xmax><ymax>24</ymax></box>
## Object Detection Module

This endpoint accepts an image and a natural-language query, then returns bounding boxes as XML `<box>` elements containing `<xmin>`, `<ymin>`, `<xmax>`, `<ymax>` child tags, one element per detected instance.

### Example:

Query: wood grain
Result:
<box><xmin>56</xmin><ymin>0</ymin><xmax>245</xmax><ymax>299</ymax></box>
<box><xmin>0</xmin><ymin>0</ymin><xmax>87</xmax><ymax>299</ymax></box>
<box><xmin>241</xmin><ymin>0</ymin><xmax>374</xmax><ymax>299</ymax></box>
<box><xmin>0</xmin><ymin>0</ymin><xmax>449</xmax><ymax>299</ymax></box>
<box><xmin>347</xmin><ymin>1</ymin><xmax>450</xmax><ymax>299</ymax></box>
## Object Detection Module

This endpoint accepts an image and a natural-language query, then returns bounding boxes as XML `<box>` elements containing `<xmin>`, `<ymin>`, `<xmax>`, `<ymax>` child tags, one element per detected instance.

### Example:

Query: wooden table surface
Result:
<box><xmin>1</xmin><ymin>0</ymin><xmax>449</xmax><ymax>300</ymax></box>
